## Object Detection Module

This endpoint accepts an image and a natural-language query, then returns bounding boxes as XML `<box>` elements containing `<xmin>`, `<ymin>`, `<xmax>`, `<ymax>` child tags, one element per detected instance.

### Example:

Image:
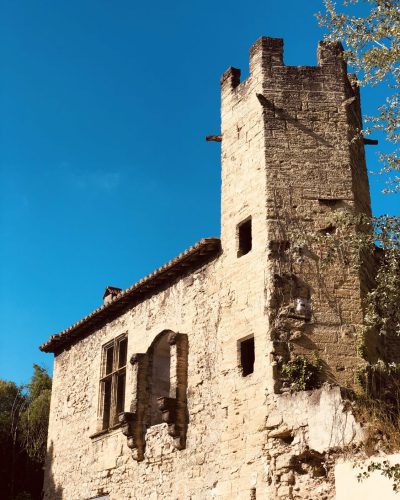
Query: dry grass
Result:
<box><xmin>352</xmin><ymin>374</ymin><xmax>400</xmax><ymax>455</ymax></box>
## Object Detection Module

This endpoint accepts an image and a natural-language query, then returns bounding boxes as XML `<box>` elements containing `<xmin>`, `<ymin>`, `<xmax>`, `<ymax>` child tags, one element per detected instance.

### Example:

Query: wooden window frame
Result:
<box><xmin>98</xmin><ymin>334</ymin><xmax>128</xmax><ymax>431</ymax></box>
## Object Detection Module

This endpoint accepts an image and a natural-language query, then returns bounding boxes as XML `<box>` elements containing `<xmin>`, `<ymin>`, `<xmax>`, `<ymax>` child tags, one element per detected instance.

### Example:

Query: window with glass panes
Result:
<box><xmin>99</xmin><ymin>334</ymin><xmax>127</xmax><ymax>430</ymax></box>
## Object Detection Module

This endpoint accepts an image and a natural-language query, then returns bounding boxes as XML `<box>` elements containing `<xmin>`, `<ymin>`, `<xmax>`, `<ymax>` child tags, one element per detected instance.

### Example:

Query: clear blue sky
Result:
<box><xmin>0</xmin><ymin>0</ymin><xmax>397</xmax><ymax>385</ymax></box>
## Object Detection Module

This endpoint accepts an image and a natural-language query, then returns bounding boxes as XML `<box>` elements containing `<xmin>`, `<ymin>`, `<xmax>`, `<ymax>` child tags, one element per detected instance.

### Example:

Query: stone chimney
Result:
<box><xmin>103</xmin><ymin>286</ymin><xmax>122</xmax><ymax>305</ymax></box>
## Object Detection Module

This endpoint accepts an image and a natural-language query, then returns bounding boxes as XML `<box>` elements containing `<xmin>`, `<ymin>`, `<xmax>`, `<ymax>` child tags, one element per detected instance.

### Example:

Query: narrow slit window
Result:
<box><xmin>239</xmin><ymin>336</ymin><xmax>255</xmax><ymax>376</ymax></box>
<box><xmin>237</xmin><ymin>218</ymin><xmax>252</xmax><ymax>257</ymax></box>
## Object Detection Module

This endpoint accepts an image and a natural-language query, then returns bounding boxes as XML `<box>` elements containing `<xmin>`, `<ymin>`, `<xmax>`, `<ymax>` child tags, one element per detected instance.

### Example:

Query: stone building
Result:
<box><xmin>41</xmin><ymin>37</ymin><xmax>380</xmax><ymax>499</ymax></box>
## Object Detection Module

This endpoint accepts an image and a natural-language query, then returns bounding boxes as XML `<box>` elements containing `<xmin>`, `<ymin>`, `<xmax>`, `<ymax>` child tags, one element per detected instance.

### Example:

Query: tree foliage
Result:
<box><xmin>357</xmin><ymin>459</ymin><xmax>400</xmax><ymax>492</ymax></box>
<box><xmin>0</xmin><ymin>380</ymin><xmax>22</xmax><ymax>437</ymax></box>
<box><xmin>19</xmin><ymin>365</ymin><xmax>52</xmax><ymax>463</ymax></box>
<box><xmin>365</xmin><ymin>215</ymin><xmax>400</xmax><ymax>338</ymax></box>
<box><xmin>0</xmin><ymin>365</ymin><xmax>52</xmax><ymax>500</ymax></box>
<box><xmin>318</xmin><ymin>0</ymin><xmax>400</xmax><ymax>192</ymax></box>
<box><xmin>316</xmin><ymin>0</ymin><xmax>400</xmax><ymax>353</ymax></box>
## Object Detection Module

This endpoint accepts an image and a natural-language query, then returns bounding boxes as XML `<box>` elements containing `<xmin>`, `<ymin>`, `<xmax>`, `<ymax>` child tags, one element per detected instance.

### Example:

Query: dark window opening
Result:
<box><xmin>318</xmin><ymin>198</ymin><xmax>341</xmax><ymax>207</ymax></box>
<box><xmin>99</xmin><ymin>334</ymin><xmax>128</xmax><ymax>430</ymax></box>
<box><xmin>239</xmin><ymin>337</ymin><xmax>255</xmax><ymax>376</ymax></box>
<box><xmin>102</xmin><ymin>379</ymin><xmax>112</xmax><ymax>430</ymax></box>
<box><xmin>150</xmin><ymin>334</ymin><xmax>171</xmax><ymax>426</ymax></box>
<box><xmin>237</xmin><ymin>218</ymin><xmax>252</xmax><ymax>257</ymax></box>
<box><xmin>116</xmin><ymin>373</ymin><xmax>126</xmax><ymax>415</ymax></box>
<box><xmin>118</xmin><ymin>338</ymin><xmax>127</xmax><ymax>368</ymax></box>
<box><xmin>105</xmin><ymin>346</ymin><xmax>114</xmax><ymax>375</ymax></box>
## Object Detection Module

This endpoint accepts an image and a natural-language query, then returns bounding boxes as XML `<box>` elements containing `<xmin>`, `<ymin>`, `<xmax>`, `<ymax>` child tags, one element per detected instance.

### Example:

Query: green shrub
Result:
<box><xmin>281</xmin><ymin>353</ymin><xmax>322</xmax><ymax>391</ymax></box>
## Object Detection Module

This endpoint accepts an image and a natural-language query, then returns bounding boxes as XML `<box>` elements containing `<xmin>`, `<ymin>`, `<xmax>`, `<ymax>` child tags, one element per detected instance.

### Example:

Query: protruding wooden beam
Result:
<box><xmin>363</xmin><ymin>138</ymin><xmax>378</xmax><ymax>146</ymax></box>
<box><xmin>206</xmin><ymin>135</ymin><xmax>222</xmax><ymax>142</ymax></box>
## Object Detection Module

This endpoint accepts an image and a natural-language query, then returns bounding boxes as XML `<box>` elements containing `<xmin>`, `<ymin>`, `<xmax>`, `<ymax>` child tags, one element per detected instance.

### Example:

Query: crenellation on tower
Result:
<box><xmin>249</xmin><ymin>36</ymin><xmax>284</xmax><ymax>73</ymax></box>
<box><xmin>220</xmin><ymin>66</ymin><xmax>241</xmax><ymax>92</ymax></box>
<box><xmin>317</xmin><ymin>40</ymin><xmax>347</xmax><ymax>69</ymax></box>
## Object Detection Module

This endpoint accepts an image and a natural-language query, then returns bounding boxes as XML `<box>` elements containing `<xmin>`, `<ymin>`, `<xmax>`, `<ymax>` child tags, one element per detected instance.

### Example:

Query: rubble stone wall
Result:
<box><xmin>45</xmin><ymin>256</ymin><xmax>277</xmax><ymax>499</ymax></box>
<box><xmin>44</xmin><ymin>37</ymin><xmax>377</xmax><ymax>499</ymax></box>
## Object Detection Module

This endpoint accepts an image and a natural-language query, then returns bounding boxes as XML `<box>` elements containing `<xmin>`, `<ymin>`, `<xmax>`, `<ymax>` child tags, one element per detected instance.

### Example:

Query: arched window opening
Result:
<box><xmin>149</xmin><ymin>333</ymin><xmax>171</xmax><ymax>426</ymax></box>
<box><xmin>120</xmin><ymin>330</ymin><xmax>188</xmax><ymax>460</ymax></box>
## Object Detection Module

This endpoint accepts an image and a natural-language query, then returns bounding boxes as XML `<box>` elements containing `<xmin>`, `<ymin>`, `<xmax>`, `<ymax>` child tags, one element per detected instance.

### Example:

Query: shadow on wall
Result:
<box><xmin>42</xmin><ymin>442</ymin><xmax>63</xmax><ymax>500</ymax></box>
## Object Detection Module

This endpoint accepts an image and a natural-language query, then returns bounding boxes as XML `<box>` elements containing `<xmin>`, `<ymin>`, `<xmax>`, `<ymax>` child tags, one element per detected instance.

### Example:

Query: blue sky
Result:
<box><xmin>0</xmin><ymin>0</ymin><xmax>398</xmax><ymax>385</ymax></box>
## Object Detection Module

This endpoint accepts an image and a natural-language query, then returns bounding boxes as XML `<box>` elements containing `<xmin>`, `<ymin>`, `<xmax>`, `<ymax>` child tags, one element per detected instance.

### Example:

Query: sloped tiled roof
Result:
<box><xmin>40</xmin><ymin>237</ymin><xmax>221</xmax><ymax>353</ymax></box>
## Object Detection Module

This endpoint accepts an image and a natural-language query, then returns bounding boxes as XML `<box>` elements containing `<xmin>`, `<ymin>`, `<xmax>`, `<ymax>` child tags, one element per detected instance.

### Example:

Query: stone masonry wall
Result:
<box><xmin>45</xmin><ymin>255</ymin><xmax>281</xmax><ymax>499</ymax></box>
<box><xmin>44</xmin><ymin>37</ymin><xmax>376</xmax><ymax>500</ymax></box>
<box><xmin>220</xmin><ymin>37</ymin><xmax>374</xmax><ymax>388</ymax></box>
<box><xmin>45</xmin><ymin>261</ymin><xmax>364</xmax><ymax>499</ymax></box>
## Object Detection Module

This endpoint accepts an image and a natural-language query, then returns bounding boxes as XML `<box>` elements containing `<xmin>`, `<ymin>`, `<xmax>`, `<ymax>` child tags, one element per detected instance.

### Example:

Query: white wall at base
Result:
<box><xmin>335</xmin><ymin>453</ymin><xmax>400</xmax><ymax>500</ymax></box>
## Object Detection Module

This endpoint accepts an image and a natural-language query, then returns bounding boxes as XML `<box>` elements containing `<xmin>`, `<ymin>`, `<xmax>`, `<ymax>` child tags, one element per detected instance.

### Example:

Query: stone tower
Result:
<box><xmin>41</xmin><ymin>37</ymin><xmax>377</xmax><ymax>500</ymax></box>
<box><xmin>220</xmin><ymin>37</ymin><xmax>373</xmax><ymax>391</ymax></box>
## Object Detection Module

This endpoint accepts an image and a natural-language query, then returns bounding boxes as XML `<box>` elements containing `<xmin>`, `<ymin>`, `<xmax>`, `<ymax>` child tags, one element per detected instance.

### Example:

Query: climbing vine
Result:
<box><xmin>287</xmin><ymin>209</ymin><xmax>400</xmax><ymax>487</ymax></box>
<box><xmin>281</xmin><ymin>353</ymin><xmax>323</xmax><ymax>391</ymax></box>
<box><xmin>288</xmin><ymin>211</ymin><xmax>400</xmax><ymax>351</ymax></box>
<box><xmin>357</xmin><ymin>460</ymin><xmax>400</xmax><ymax>493</ymax></box>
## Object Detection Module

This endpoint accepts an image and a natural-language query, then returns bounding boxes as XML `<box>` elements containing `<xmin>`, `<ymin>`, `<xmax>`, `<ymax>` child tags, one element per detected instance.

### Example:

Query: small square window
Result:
<box><xmin>237</xmin><ymin>218</ymin><xmax>252</xmax><ymax>257</ymax></box>
<box><xmin>239</xmin><ymin>336</ymin><xmax>255</xmax><ymax>376</ymax></box>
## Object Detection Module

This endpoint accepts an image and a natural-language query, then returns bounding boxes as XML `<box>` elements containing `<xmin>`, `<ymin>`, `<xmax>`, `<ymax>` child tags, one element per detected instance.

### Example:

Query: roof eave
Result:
<box><xmin>40</xmin><ymin>237</ymin><xmax>221</xmax><ymax>354</ymax></box>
